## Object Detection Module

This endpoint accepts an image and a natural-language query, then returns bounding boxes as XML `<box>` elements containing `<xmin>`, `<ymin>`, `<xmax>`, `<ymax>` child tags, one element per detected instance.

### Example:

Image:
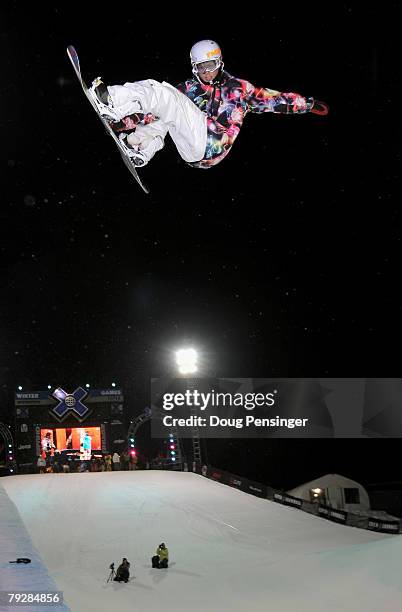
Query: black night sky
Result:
<box><xmin>1</xmin><ymin>5</ymin><xmax>401</xmax><ymax>491</ymax></box>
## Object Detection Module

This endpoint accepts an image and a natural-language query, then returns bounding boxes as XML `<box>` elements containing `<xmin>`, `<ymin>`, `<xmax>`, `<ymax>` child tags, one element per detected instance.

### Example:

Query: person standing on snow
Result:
<box><xmin>112</xmin><ymin>451</ymin><xmax>121</xmax><ymax>470</ymax></box>
<box><xmin>37</xmin><ymin>455</ymin><xmax>46</xmax><ymax>474</ymax></box>
<box><xmin>105</xmin><ymin>453</ymin><xmax>112</xmax><ymax>471</ymax></box>
<box><xmin>88</xmin><ymin>39</ymin><xmax>328</xmax><ymax>168</ymax></box>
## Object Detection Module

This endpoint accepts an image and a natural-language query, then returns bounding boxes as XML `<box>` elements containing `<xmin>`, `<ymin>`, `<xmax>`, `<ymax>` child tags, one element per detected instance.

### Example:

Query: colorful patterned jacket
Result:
<box><xmin>176</xmin><ymin>71</ymin><xmax>314</xmax><ymax>169</ymax></box>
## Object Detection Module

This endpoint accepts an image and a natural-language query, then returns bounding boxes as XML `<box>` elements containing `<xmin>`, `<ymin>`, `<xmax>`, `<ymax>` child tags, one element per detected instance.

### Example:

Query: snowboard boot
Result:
<box><xmin>88</xmin><ymin>77</ymin><xmax>121</xmax><ymax>123</ymax></box>
<box><xmin>118</xmin><ymin>133</ymin><xmax>148</xmax><ymax>167</ymax></box>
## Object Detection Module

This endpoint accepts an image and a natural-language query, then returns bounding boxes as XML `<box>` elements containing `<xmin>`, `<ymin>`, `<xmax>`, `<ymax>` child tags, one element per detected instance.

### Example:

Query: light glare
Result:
<box><xmin>176</xmin><ymin>348</ymin><xmax>198</xmax><ymax>374</ymax></box>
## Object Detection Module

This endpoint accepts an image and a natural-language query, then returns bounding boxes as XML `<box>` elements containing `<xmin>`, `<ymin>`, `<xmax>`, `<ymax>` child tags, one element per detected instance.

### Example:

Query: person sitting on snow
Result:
<box><xmin>152</xmin><ymin>542</ymin><xmax>169</xmax><ymax>568</ymax></box>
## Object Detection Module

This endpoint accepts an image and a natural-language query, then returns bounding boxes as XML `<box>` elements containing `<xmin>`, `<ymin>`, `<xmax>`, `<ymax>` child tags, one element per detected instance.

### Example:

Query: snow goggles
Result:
<box><xmin>194</xmin><ymin>59</ymin><xmax>221</xmax><ymax>74</ymax></box>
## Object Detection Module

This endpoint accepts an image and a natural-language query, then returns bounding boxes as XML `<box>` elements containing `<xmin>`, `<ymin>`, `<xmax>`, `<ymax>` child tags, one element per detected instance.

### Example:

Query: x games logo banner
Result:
<box><xmin>52</xmin><ymin>387</ymin><xmax>89</xmax><ymax>421</ymax></box>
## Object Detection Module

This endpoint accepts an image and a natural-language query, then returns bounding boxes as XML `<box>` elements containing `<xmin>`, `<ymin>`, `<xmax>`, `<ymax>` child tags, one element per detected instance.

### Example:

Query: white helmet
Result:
<box><xmin>190</xmin><ymin>40</ymin><xmax>223</xmax><ymax>79</ymax></box>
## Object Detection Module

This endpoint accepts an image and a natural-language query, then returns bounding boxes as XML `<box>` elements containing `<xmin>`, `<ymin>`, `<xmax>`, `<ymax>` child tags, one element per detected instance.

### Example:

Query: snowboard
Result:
<box><xmin>67</xmin><ymin>45</ymin><xmax>149</xmax><ymax>194</ymax></box>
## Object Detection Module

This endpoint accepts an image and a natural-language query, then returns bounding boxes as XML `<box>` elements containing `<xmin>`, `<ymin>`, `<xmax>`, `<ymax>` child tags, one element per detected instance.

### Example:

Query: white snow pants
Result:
<box><xmin>107</xmin><ymin>80</ymin><xmax>207</xmax><ymax>163</ymax></box>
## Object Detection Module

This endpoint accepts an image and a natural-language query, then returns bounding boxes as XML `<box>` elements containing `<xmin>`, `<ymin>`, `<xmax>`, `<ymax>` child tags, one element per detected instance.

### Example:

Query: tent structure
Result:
<box><xmin>287</xmin><ymin>473</ymin><xmax>370</xmax><ymax>512</ymax></box>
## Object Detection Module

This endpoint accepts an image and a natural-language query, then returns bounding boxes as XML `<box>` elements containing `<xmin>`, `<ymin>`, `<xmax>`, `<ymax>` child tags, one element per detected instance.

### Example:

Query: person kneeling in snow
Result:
<box><xmin>114</xmin><ymin>557</ymin><xmax>131</xmax><ymax>582</ymax></box>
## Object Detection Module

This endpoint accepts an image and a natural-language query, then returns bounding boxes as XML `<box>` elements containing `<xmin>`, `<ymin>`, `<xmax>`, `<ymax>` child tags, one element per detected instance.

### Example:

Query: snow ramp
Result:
<box><xmin>2</xmin><ymin>471</ymin><xmax>402</xmax><ymax>611</ymax></box>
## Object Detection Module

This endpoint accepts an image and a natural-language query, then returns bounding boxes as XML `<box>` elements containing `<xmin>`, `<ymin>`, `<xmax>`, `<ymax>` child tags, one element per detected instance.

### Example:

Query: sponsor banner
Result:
<box><xmin>228</xmin><ymin>475</ymin><xmax>243</xmax><ymax>490</ymax></box>
<box><xmin>16</xmin><ymin>408</ymin><xmax>29</xmax><ymax>419</ymax></box>
<box><xmin>328</xmin><ymin>509</ymin><xmax>347</xmax><ymax>523</ymax></box>
<box><xmin>207</xmin><ymin>467</ymin><xmax>267</xmax><ymax>498</ymax></box>
<box><xmin>273</xmin><ymin>492</ymin><xmax>303</xmax><ymax>509</ymax></box>
<box><xmin>16</xmin><ymin>398</ymin><xmax>53</xmax><ymax>406</ymax></box>
<box><xmin>15</xmin><ymin>392</ymin><xmax>51</xmax><ymax>404</ymax></box>
<box><xmin>209</xmin><ymin>469</ymin><xmax>227</xmax><ymax>483</ymax></box>
<box><xmin>317</xmin><ymin>505</ymin><xmax>347</xmax><ymax>523</ymax></box>
<box><xmin>244</xmin><ymin>481</ymin><xmax>267</xmax><ymax>498</ymax></box>
<box><xmin>367</xmin><ymin>520</ymin><xmax>400</xmax><ymax>533</ymax></box>
<box><xmin>86</xmin><ymin>390</ymin><xmax>124</xmax><ymax>403</ymax></box>
<box><xmin>101</xmin><ymin>424</ymin><xmax>107</xmax><ymax>453</ymax></box>
<box><xmin>227</xmin><ymin>475</ymin><xmax>267</xmax><ymax>497</ymax></box>
<box><xmin>35</xmin><ymin>426</ymin><xmax>41</xmax><ymax>456</ymax></box>
<box><xmin>15</xmin><ymin>389</ymin><xmax>124</xmax><ymax>407</ymax></box>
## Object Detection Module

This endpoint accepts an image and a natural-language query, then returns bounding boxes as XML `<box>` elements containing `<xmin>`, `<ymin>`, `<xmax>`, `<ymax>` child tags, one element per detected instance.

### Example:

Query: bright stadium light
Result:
<box><xmin>176</xmin><ymin>348</ymin><xmax>198</xmax><ymax>375</ymax></box>
<box><xmin>112</xmin><ymin>382</ymin><xmax>116</xmax><ymax>387</ymax></box>
<box><xmin>18</xmin><ymin>386</ymin><xmax>23</xmax><ymax>391</ymax></box>
<box><xmin>85</xmin><ymin>384</ymin><xmax>90</xmax><ymax>388</ymax></box>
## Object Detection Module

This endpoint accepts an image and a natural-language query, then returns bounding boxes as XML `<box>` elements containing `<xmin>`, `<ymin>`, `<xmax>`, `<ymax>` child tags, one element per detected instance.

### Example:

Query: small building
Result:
<box><xmin>287</xmin><ymin>473</ymin><xmax>370</xmax><ymax>512</ymax></box>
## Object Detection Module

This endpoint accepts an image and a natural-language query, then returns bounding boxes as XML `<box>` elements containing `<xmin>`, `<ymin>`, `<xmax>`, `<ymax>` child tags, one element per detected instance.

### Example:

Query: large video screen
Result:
<box><xmin>40</xmin><ymin>427</ymin><xmax>101</xmax><ymax>459</ymax></box>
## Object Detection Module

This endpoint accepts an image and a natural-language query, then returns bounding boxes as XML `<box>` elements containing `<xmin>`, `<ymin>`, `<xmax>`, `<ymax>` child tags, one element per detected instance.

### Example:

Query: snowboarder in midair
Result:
<box><xmin>88</xmin><ymin>40</ymin><xmax>328</xmax><ymax>168</ymax></box>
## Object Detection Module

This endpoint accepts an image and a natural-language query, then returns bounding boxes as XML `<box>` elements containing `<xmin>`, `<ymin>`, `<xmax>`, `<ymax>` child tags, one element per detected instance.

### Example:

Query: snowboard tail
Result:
<box><xmin>66</xmin><ymin>45</ymin><xmax>149</xmax><ymax>194</ymax></box>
